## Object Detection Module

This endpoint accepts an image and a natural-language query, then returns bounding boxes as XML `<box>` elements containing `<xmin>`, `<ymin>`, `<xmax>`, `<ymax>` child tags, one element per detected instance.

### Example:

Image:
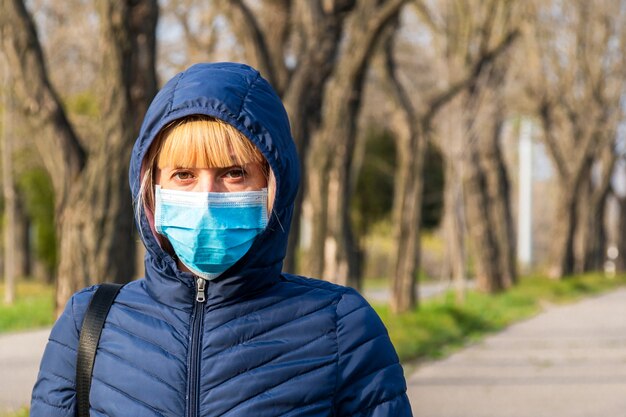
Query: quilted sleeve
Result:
<box><xmin>333</xmin><ymin>289</ymin><xmax>413</xmax><ymax>417</ymax></box>
<box><xmin>30</xmin><ymin>288</ymin><xmax>93</xmax><ymax>417</ymax></box>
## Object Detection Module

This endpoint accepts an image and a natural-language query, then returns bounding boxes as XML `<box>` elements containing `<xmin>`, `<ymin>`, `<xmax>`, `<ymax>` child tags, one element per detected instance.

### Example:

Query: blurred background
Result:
<box><xmin>1</xmin><ymin>0</ymin><xmax>626</xmax><ymax>332</ymax></box>
<box><xmin>5</xmin><ymin>1</ymin><xmax>626</xmax><ymax>415</ymax></box>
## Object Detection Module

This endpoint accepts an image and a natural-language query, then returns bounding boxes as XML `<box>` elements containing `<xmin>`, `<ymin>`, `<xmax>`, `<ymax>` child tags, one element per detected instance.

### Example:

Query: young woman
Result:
<box><xmin>31</xmin><ymin>62</ymin><xmax>413</xmax><ymax>417</ymax></box>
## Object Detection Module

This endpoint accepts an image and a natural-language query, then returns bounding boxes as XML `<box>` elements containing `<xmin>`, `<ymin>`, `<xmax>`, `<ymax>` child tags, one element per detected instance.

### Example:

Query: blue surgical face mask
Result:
<box><xmin>154</xmin><ymin>185</ymin><xmax>268</xmax><ymax>280</ymax></box>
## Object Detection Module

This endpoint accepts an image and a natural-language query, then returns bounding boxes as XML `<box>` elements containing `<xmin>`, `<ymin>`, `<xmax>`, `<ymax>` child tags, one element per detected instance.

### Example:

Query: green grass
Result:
<box><xmin>375</xmin><ymin>273</ymin><xmax>626</xmax><ymax>364</ymax></box>
<box><xmin>0</xmin><ymin>281</ymin><xmax>55</xmax><ymax>333</ymax></box>
<box><xmin>1</xmin><ymin>273</ymin><xmax>625</xmax><ymax>391</ymax></box>
<box><xmin>0</xmin><ymin>407</ymin><xmax>29</xmax><ymax>417</ymax></box>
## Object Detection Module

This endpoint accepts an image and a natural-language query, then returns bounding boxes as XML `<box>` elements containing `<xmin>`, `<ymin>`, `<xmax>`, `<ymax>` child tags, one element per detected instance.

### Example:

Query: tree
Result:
<box><xmin>0</xmin><ymin>0</ymin><xmax>158</xmax><ymax>312</ymax></box>
<box><xmin>575</xmin><ymin>145</ymin><xmax>617</xmax><ymax>273</ymax></box>
<box><xmin>460</xmin><ymin>63</ymin><xmax>517</xmax><ymax>293</ymax></box>
<box><xmin>617</xmin><ymin>176</ymin><xmax>626</xmax><ymax>273</ymax></box>
<box><xmin>526</xmin><ymin>0</ymin><xmax>626</xmax><ymax>278</ymax></box>
<box><xmin>305</xmin><ymin>0</ymin><xmax>408</xmax><ymax>288</ymax></box>
<box><xmin>435</xmin><ymin>0</ymin><xmax>521</xmax><ymax>293</ymax></box>
<box><xmin>225</xmin><ymin>0</ymin><xmax>411</xmax><ymax>287</ymax></box>
<box><xmin>169</xmin><ymin>0</ymin><xmax>408</xmax><ymax>287</ymax></box>
<box><xmin>1</xmin><ymin>53</ymin><xmax>16</xmax><ymax>304</ymax></box>
<box><xmin>378</xmin><ymin>0</ymin><xmax>520</xmax><ymax>311</ymax></box>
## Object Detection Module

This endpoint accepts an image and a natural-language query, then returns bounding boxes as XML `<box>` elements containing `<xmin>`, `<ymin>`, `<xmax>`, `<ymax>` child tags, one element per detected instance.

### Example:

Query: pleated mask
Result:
<box><xmin>154</xmin><ymin>185</ymin><xmax>268</xmax><ymax>280</ymax></box>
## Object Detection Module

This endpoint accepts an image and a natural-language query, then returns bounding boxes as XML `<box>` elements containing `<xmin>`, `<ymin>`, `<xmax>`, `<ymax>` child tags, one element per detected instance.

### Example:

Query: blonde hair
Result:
<box><xmin>157</xmin><ymin>116</ymin><xmax>266</xmax><ymax>170</ymax></box>
<box><xmin>135</xmin><ymin>115</ymin><xmax>276</xmax><ymax>234</ymax></box>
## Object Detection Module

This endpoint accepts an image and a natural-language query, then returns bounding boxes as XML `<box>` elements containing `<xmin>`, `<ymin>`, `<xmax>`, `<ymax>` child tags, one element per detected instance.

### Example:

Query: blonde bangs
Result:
<box><xmin>157</xmin><ymin>116</ymin><xmax>265</xmax><ymax>169</ymax></box>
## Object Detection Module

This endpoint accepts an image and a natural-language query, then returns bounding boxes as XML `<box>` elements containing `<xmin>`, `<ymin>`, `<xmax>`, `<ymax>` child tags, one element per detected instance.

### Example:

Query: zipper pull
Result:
<box><xmin>195</xmin><ymin>277</ymin><xmax>206</xmax><ymax>303</ymax></box>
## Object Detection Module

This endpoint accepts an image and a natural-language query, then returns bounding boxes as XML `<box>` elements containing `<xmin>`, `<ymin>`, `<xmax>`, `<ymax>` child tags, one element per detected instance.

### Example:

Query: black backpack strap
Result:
<box><xmin>76</xmin><ymin>283</ymin><xmax>124</xmax><ymax>417</ymax></box>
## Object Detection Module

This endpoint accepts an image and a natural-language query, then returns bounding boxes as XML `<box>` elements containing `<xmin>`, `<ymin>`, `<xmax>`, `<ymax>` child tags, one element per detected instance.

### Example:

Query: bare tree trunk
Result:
<box><xmin>305</xmin><ymin>0</ymin><xmax>406</xmax><ymax>286</ymax></box>
<box><xmin>0</xmin><ymin>0</ymin><xmax>86</xmax><ymax>203</ymax></box>
<box><xmin>491</xmin><ymin>125</ymin><xmax>516</xmax><ymax>288</ymax></box>
<box><xmin>438</xmin><ymin>98</ymin><xmax>461</xmax><ymax>268</ymax></box>
<box><xmin>538</xmin><ymin>101</ymin><xmax>603</xmax><ymax>279</ymax></box>
<box><xmin>457</xmin><ymin>38</ymin><xmax>517</xmax><ymax>292</ymax></box>
<box><xmin>222</xmin><ymin>0</ymin><xmax>360</xmax><ymax>275</ymax></box>
<box><xmin>573</xmin><ymin>162</ymin><xmax>592</xmax><ymax>274</ymax></box>
<box><xmin>442</xmin><ymin>157</ymin><xmax>467</xmax><ymax>302</ymax></box>
<box><xmin>436</xmin><ymin>96</ymin><xmax>470</xmax><ymax>302</ymax></box>
<box><xmin>380</xmin><ymin>26</ymin><xmax>425</xmax><ymax>312</ymax></box>
<box><xmin>309</xmin><ymin>73</ymin><xmax>363</xmax><ymax>286</ymax></box>
<box><xmin>463</xmin><ymin>122</ymin><xmax>516</xmax><ymax>292</ymax></box>
<box><xmin>1</xmin><ymin>0</ymin><xmax>157</xmax><ymax>312</ymax></box>
<box><xmin>316</xmin><ymin>77</ymin><xmax>363</xmax><ymax>287</ymax></box>
<box><xmin>617</xmin><ymin>195</ymin><xmax>626</xmax><ymax>273</ymax></box>
<box><xmin>540</xmin><ymin>114</ymin><xmax>611</xmax><ymax>279</ymax></box>
<box><xmin>578</xmin><ymin>147</ymin><xmax>615</xmax><ymax>272</ymax></box>
<box><xmin>549</xmin><ymin>186</ymin><xmax>578</xmax><ymax>278</ymax></box>
<box><xmin>585</xmin><ymin>196</ymin><xmax>608</xmax><ymax>272</ymax></box>
<box><xmin>225</xmin><ymin>0</ymin><xmax>291</xmax><ymax>95</ymax></box>
<box><xmin>479</xmin><ymin>113</ymin><xmax>516</xmax><ymax>289</ymax></box>
<box><xmin>528</xmin><ymin>1</ymin><xmax>626</xmax><ymax>279</ymax></box>
<box><xmin>390</xmin><ymin>123</ymin><xmax>426</xmax><ymax>312</ymax></box>
<box><xmin>57</xmin><ymin>0</ymin><xmax>158</xmax><ymax>308</ymax></box>
<box><xmin>463</xmin><ymin>144</ymin><xmax>505</xmax><ymax>292</ymax></box>
<box><xmin>381</xmin><ymin>2</ymin><xmax>519</xmax><ymax>310</ymax></box>
<box><xmin>401</xmin><ymin>0</ymin><xmax>522</xmax><ymax>300</ymax></box>
<box><xmin>304</xmin><ymin>129</ymin><xmax>330</xmax><ymax>279</ymax></box>
<box><xmin>1</xmin><ymin>61</ymin><xmax>16</xmax><ymax>303</ymax></box>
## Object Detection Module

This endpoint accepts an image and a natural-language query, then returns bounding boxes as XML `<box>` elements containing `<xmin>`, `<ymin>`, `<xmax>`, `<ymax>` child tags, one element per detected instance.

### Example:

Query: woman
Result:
<box><xmin>31</xmin><ymin>62</ymin><xmax>412</xmax><ymax>416</ymax></box>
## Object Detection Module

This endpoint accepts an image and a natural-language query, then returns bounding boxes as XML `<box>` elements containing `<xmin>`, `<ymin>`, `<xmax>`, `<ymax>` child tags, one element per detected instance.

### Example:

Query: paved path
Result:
<box><xmin>2</xmin><ymin>287</ymin><xmax>626</xmax><ymax>416</ymax></box>
<box><xmin>0</xmin><ymin>328</ymin><xmax>50</xmax><ymax>413</ymax></box>
<box><xmin>407</xmin><ymin>287</ymin><xmax>626</xmax><ymax>417</ymax></box>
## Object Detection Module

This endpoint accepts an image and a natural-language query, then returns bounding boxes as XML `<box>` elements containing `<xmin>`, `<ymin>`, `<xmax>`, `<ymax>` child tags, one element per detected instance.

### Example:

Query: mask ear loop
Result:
<box><xmin>139</xmin><ymin>160</ymin><xmax>177</xmax><ymax>259</ymax></box>
<box><xmin>140</xmin><ymin>163</ymin><xmax>159</xmax><ymax>242</ymax></box>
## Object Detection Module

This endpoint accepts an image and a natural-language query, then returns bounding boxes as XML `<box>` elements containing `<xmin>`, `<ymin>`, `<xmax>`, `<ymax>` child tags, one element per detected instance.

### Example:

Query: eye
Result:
<box><xmin>223</xmin><ymin>167</ymin><xmax>246</xmax><ymax>179</ymax></box>
<box><xmin>172</xmin><ymin>170</ymin><xmax>194</xmax><ymax>181</ymax></box>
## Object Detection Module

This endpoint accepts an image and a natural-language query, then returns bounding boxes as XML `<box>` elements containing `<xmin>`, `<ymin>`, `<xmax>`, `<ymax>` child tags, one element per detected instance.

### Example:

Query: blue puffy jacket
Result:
<box><xmin>31</xmin><ymin>63</ymin><xmax>413</xmax><ymax>417</ymax></box>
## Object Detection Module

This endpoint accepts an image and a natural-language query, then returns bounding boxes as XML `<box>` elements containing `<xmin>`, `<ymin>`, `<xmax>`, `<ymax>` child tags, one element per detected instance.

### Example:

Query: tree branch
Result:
<box><xmin>0</xmin><ymin>0</ymin><xmax>86</xmax><ymax>209</ymax></box>
<box><xmin>425</xmin><ymin>28</ymin><xmax>520</xmax><ymax>122</ymax></box>
<box><xmin>411</xmin><ymin>0</ymin><xmax>442</xmax><ymax>34</ymax></box>
<box><xmin>339</xmin><ymin>0</ymin><xmax>408</xmax><ymax>86</ymax></box>
<box><xmin>538</xmin><ymin>98</ymin><xmax>569</xmax><ymax>179</ymax></box>
<box><xmin>228</xmin><ymin>0</ymin><xmax>280</xmax><ymax>89</ymax></box>
<box><xmin>383</xmin><ymin>25</ymin><xmax>416</xmax><ymax>130</ymax></box>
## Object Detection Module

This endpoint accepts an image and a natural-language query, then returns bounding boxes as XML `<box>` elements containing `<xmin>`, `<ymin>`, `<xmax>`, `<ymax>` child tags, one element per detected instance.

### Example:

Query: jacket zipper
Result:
<box><xmin>187</xmin><ymin>277</ymin><xmax>206</xmax><ymax>417</ymax></box>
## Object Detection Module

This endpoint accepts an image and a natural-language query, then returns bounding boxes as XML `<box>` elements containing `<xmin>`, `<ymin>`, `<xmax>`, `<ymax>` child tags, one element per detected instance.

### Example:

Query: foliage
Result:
<box><xmin>15</xmin><ymin>167</ymin><xmax>57</xmax><ymax>275</ymax></box>
<box><xmin>375</xmin><ymin>273</ymin><xmax>626</xmax><ymax>363</ymax></box>
<box><xmin>0</xmin><ymin>282</ymin><xmax>55</xmax><ymax>333</ymax></box>
<box><xmin>421</xmin><ymin>142</ymin><xmax>444</xmax><ymax>230</ymax></box>
<box><xmin>351</xmin><ymin>129</ymin><xmax>445</xmax><ymax>237</ymax></box>
<box><xmin>352</xmin><ymin>128</ymin><xmax>396</xmax><ymax>236</ymax></box>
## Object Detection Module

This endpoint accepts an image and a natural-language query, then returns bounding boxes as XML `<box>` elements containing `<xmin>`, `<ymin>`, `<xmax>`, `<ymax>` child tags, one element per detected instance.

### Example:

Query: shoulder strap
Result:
<box><xmin>76</xmin><ymin>283</ymin><xmax>124</xmax><ymax>417</ymax></box>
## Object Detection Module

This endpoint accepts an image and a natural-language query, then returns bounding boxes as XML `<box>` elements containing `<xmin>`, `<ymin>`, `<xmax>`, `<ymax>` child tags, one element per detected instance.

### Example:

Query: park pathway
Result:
<box><xmin>2</xmin><ymin>286</ymin><xmax>626</xmax><ymax>415</ymax></box>
<box><xmin>0</xmin><ymin>328</ymin><xmax>50</xmax><ymax>413</ymax></box>
<box><xmin>407</xmin><ymin>287</ymin><xmax>626</xmax><ymax>417</ymax></box>
<box><xmin>0</xmin><ymin>281</ymin><xmax>458</xmax><ymax>413</ymax></box>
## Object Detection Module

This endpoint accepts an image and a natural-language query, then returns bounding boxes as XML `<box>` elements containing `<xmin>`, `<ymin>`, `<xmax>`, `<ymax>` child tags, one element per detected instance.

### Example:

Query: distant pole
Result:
<box><xmin>517</xmin><ymin>118</ymin><xmax>533</xmax><ymax>271</ymax></box>
<box><xmin>1</xmin><ymin>54</ymin><xmax>16</xmax><ymax>305</ymax></box>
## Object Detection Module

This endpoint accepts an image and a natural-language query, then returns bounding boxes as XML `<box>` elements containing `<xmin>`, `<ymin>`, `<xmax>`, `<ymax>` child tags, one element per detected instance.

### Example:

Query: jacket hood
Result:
<box><xmin>129</xmin><ymin>62</ymin><xmax>300</xmax><ymax>308</ymax></box>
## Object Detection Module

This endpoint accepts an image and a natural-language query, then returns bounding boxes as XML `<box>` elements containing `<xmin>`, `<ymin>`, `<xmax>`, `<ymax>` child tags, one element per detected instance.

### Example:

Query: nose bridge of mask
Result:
<box><xmin>155</xmin><ymin>186</ymin><xmax>268</xmax><ymax>231</ymax></box>
<box><xmin>156</xmin><ymin>186</ymin><xmax>268</xmax><ymax>207</ymax></box>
